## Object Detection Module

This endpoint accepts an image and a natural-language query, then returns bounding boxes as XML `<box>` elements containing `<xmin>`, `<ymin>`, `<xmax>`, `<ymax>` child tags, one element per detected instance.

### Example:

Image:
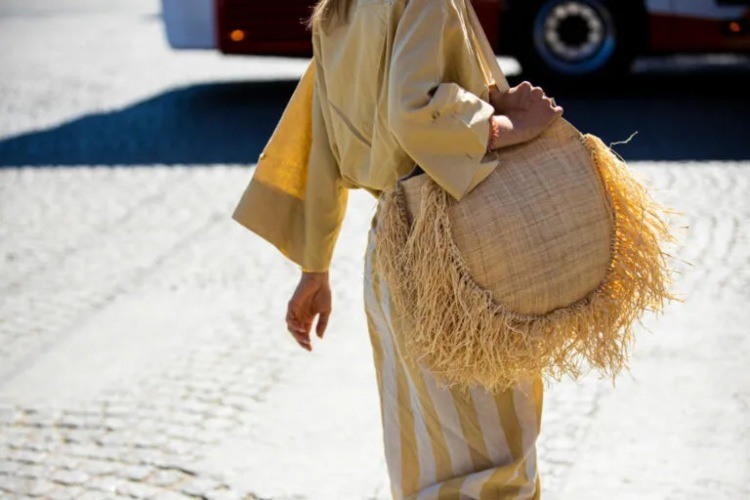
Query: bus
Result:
<box><xmin>162</xmin><ymin>0</ymin><xmax>750</xmax><ymax>81</ymax></box>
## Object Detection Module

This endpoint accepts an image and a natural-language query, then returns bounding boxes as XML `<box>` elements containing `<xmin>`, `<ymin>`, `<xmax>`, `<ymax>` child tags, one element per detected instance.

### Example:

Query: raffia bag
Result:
<box><xmin>375</xmin><ymin>0</ymin><xmax>676</xmax><ymax>392</ymax></box>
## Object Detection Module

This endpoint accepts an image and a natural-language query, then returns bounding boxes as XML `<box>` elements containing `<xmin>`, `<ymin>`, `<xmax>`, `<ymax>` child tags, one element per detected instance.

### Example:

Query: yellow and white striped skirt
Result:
<box><xmin>363</xmin><ymin>203</ymin><xmax>544</xmax><ymax>500</ymax></box>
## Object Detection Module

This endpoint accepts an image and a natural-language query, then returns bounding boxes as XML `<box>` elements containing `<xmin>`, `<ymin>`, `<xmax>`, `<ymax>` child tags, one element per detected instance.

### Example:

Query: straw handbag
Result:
<box><xmin>375</xmin><ymin>0</ymin><xmax>676</xmax><ymax>392</ymax></box>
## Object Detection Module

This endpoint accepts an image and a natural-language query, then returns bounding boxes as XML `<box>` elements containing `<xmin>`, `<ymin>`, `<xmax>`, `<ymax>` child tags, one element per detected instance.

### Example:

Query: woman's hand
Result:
<box><xmin>285</xmin><ymin>271</ymin><xmax>332</xmax><ymax>351</ymax></box>
<box><xmin>488</xmin><ymin>81</ymin><xmax>563</xmax><ymax>150</ymax></box>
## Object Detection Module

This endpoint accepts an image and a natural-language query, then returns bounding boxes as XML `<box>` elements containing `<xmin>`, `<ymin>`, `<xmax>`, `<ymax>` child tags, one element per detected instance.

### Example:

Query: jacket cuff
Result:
<box><xmin>449</xmin><ymin>85</ymin><xmax>496</xmax><ymax>161</ymax></box>
<box><xmin>438</xmin><ymin>87</ymin><xmax>499</xmax><ymax>200</ymax></box>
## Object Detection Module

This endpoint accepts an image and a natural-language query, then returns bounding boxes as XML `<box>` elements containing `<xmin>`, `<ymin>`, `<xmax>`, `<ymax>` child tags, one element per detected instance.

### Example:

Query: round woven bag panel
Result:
<box><xmin>402</xmin><ymin>119</ymin><xmax>613</xmax><ymax>316</ymax></box>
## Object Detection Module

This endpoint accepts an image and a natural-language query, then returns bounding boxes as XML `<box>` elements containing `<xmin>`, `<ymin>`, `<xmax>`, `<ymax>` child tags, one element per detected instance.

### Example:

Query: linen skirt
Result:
<box><xmin>364</xmin><ymin>200</ymin><xmax>544</xmax><ymax>500</ymax></box>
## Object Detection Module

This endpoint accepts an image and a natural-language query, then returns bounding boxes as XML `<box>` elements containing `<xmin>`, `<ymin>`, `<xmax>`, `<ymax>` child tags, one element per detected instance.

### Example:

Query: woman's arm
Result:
<box><xmin>388</xmin><ymin>0</ymin><xmax>498</xmax><ymax>201</ymax></box>
<box><xmin>283</xmin><ymin>76</ymin><xmax>342</xmax><ymax>351</ymax></box>
<box><xmin>284</xmin><ymin>29</ymin><xmax>349</xmax><ymax>351</ymax></box>
<box><xmin>299</xmin><ymin>53</ymin><xmax>349</xmax><ymax>273</ymax></box>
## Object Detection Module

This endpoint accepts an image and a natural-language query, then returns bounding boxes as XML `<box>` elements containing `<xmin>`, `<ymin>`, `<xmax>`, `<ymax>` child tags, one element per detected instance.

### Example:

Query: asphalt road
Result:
<box><xmin>1</xmin><ymin>1</ymin><xmax>749</xmax><ymax>499</ymax></box>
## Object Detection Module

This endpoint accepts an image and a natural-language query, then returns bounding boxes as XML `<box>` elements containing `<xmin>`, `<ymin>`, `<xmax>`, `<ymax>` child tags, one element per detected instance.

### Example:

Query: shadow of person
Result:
<box><xmin>1</xmin><ymin>63</ymin><xmax>748</xmax><ymax>168</ymax></box>
<box><xmin>0</xmin><ymin>79</ymin><xmax>299</xmax><ymax>168</ymax></box>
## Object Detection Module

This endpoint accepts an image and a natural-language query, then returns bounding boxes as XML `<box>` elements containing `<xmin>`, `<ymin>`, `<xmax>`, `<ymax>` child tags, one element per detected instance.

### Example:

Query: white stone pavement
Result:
<box><xmin>1</xmin><ymin>1</ymin><xmax>749</xmax><ymax>499</ymax></box>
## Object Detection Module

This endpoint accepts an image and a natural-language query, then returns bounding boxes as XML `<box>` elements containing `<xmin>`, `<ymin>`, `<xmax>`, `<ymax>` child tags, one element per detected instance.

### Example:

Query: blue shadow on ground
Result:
<box><xmin>0</xmin><ymin>80</ymin><xmax>298</xmax><ymax>168</ymax></box>
<box><xmin>538</xmin><ymin>68</ymin><xmax>750</xmax><ymax>162</ymax></box>
<box><xmin>0</xmin><ymin>67</ymin><xmax>748</xmax><ymax>167</ymax></box>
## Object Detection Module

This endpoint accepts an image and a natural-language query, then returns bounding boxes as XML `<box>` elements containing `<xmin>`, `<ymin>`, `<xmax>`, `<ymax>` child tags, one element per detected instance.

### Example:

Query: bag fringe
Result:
<box><xmin>374</xmin><ymin>133</ymin><xmax>678</xmax><ymax>393</ymax></box>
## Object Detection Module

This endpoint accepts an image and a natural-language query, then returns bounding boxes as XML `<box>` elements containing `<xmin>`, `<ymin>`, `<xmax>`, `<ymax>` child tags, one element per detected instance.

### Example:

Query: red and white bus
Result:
<box><xmin>162</xmin><ymin>0</ymin><xmax>750</xmax><ymax>80</ymax></box>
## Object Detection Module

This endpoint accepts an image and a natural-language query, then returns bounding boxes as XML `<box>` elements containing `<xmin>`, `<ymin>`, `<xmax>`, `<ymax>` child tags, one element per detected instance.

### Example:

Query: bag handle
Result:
<box><xmin>463</xmin><ymin>0</ymin><xmax>510</xmax><ymax>93</ymax></box>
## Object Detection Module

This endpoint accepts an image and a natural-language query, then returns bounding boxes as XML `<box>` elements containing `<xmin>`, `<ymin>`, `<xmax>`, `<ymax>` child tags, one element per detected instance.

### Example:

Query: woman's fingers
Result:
<box><xmin>285</xmin><ymin>304</ymin><xmax>305</xmax><ymax>331</ymax></box>
<box><xmin>293</xmin><ymin>331</ymin><xmax>312</xmax><ymax>351</ymax></box>
<box><xmin>316</xmin><ymin>310</ymin><xmax>331</xmax><ymax>339</ymax></box>
<box><xmin>287</xmin><ymin>318</ymin><xmax>307</xmax><ymax>335</ymax></box>
<box><xmin>288</xmin><ymin>322</ymin><xmax>312</xmax><ymax>351</ymax></box>
<box><xmin>517</xmin><ymin>81</ymin><xmax>533</xmax><ymax>91</ymax></box>
<box><xmin>286</xmin><ymin>305</ymin><xmax>312</xmax><ymax>350</ymax></box>
<box><xmin>287</xmin><ymin>303</ymin><xmax>327</xmax><ymax>351</ymax></box>
<box><xmin>543</xmin><ymin>97</ymin><xmax>563</xmax><ymax>114</ymax></box>
<box><xmin>285</xmin><ymin>272</ymin><xmax>332</xmax><ymax>351</ymax></box>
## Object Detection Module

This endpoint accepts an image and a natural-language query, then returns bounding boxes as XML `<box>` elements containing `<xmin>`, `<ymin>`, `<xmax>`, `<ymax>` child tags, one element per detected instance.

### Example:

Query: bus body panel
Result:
<box><xmin>648</xmin><ymin>0</ymin><xmax>750</xmax><ymax>52</ymax></box>
<box><xmin>163</xmin><ymin>0</ymin><xmax>750</xmax><ymax>56</ymax></box>
<box><xmin>217</xmin><ymin>0</ymin><xmax>315</xmax><ymax>56</ymax></box>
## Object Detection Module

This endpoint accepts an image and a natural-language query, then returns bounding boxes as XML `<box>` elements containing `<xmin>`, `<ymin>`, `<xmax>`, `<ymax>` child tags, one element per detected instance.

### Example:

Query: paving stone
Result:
<box><xmin>160</xmin><ymin>440</ymin><xmax>194</xmax><ymax>456</ymax></box>
<box><xmin>23</xmin><ymin>410</ymin><xmax>63</xmax><ymax>427</ymax></box>
<box><xmin>77</xmin><ymin>491</ymin><xmax>111</xmax><ymax>500</ymax></box>
<box><xmin>201</xmin><ymin>418</ymin><xmax>234</xmax><ymax>432</ymax></box>
<box><xmin>14</xmin><ymin>463</ymin><xmax>48</xmax><ymax>480</ymax></box>
<box><xmin>0</xmin><ymin>408</ymin><xmax>24</xmax><ymax>425</ymax></box>
<box><xmin>180</xmin><ymin>477</ymin><xmax>223</xmax><ymax>498</ymax></box>
<box><xmin>11</xmin><ymin>450</ymin><xmax>48</xmax><ymax>465</ymax></box>
<box><xmin>71</xmin><ymin>445</ymin><xmax>125</xmax><ymax>462</ymax></box>
<box><xmin>205</xmin><ymin>488</ymin><xmax>247</xmax><ymax>500</ymax></box>
<box><xmin>121</xmin><ymin>464</ymin><xmax>154</xmax><ymax>482</ymax></box>
<box><xmin>2</xmin><ymin>433</ymin><xmax>29</xmax><ymax>448</ymax></box>
<box><xmin>46</xmin><ymin>486</ymin><xmax>87</xmax><ymax>500</ymax></box>
<box><xmin>63</xmin><ymin>444</ymin><xmax>105</xmax><ymax>459</ymax></box>
<box><xmin>60</xmin><ymin>429</ymin><xmax>101</xmax><ymax>444</ymax></box>
<box><xmin>50</xmin><ymin>469</ymin><xmax>91</xmax><ymax>486</ymax></box>
<box><xmin>45</xmin><ymin>454</ymin><xmax>81</xmax><ymax>470</ymax></box>
<box><xmin>24</xmin><ymin>478</ymin><xmax>58</xmax><ymax>496</ymax></box>
<box><xmin>97</xmin><ymin>431</ymin><xmax>138</xmax><ymax>446</ymax></box>
<box><xmin>148</xmin><ymin>468</ymin><xmax>191</xmax><ymax>488</ymax></box>
<box><xmin>130</xmin><ymin>434</ymin><xmax>169</xmax><ymax>450</ymax></box>
<box><xmin>88</xmin><ymin>475</ymin><xmax>128</xmax><ymax>494</ymax></box>
<box><xmin>0</xmin><ymin>475</ymin><xmax>33</xmax><ymax>494</ymax></box>
<box><xmin>116</xmin><ymin>479</ymin><xmax>164</xmax><ymax>498</ymax></box>
<box><xmin>25</xmin><ymin>440</ymin><xmax>61</xmax><ymax>453</ymax></box>
<box><xmin>0</xmin><ymin>460</ymin><xmax>21</xmax><ymax>474</ymax></box>
<box><xmin>102</xmin><ymin>406</ymin><xmax>132</xmax><ymax>418</ymax></box>
<box><xmin>150</xmin><ymin>491</ymin><xmax>193</xmax><ymax>500</ymax></box>
<box><xmin>102</xmin><ymin>418</ymin><xmax>129</xmax><ymax>431</ymax></box>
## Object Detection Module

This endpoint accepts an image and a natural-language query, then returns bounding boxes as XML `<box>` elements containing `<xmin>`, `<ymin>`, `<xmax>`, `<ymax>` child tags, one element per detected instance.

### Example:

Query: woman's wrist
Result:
<box><xmin>300</xmin><ymin>267</ymin><xmax>329</xmax><ymax>280</ymax></box>
<box><xmin>487</xmin><ymin>115</ymin><xmax>502</xmax><ymax>153</ymax></box>
<box><xmin>488</xmin><ymin>115</ymin><xmax>516</xmax><ymax>151</ymax></box>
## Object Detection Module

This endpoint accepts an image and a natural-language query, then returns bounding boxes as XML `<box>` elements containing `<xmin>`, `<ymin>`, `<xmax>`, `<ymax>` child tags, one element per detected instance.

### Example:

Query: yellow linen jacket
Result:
<box><xmin>232</xmin><ymin>0</ymin><xmax>508</xmax><ymax>272</ymax></box>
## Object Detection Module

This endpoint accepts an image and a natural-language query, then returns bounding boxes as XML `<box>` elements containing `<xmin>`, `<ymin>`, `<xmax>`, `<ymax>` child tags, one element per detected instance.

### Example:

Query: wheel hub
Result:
<box><xmin>532</xmin><ymin>0</ymin><xmax>617</xmax><ymax>74</ymax></box>
<box><xmin>544</xmin><ymin>2</ymin><xmax>605</xmax><ymax>62</ymax></box>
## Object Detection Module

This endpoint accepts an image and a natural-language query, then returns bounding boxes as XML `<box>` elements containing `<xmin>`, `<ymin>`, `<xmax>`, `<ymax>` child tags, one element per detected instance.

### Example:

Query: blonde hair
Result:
<box><xmin>307</xmin><ymin>0</ymin><xmax>354</xmax><ymax>33</ymax></box>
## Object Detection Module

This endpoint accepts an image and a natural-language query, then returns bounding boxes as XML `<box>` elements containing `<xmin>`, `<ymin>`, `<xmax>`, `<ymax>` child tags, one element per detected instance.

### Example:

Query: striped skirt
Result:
<box><xmin>364</xmin><ymin>202</ymin><xmax>544</xmax><ymax>500</ymax></box>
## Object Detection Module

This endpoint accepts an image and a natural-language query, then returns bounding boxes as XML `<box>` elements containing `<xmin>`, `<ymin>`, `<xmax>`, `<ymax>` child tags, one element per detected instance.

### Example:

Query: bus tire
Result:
<box><xmin>510</xmin><ymin>0</ymin><xmax>646</xmax><ymax>85</ymax></box>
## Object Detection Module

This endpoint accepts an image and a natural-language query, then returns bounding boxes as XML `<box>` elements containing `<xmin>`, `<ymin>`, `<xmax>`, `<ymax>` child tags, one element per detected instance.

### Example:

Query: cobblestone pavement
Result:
<box><xmin>1</xmin><ymin>1</ymin><xmax>749</xmax><ymax>499</ymax></box>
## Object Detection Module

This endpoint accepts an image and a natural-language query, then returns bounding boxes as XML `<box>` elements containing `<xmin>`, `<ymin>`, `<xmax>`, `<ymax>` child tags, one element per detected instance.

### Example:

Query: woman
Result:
<box><xmin>233</xmin><ymin>0</ymin><xmax>562</xmax><ymax>497</ymax></box>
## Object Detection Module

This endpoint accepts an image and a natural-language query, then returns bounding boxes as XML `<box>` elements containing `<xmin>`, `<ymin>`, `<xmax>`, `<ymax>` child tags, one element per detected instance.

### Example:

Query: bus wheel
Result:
<box><xmin>515</xmin><ymin>0</ymin><xmax>642</xmax><ymax>84</ymax></box>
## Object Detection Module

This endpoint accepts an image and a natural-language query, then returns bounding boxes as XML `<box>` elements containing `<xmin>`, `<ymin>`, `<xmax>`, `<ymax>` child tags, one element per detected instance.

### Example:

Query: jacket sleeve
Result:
<box><xmin>388</xmin><ymin>0</ymin><xmax>499</xmax><ymax>201</ymax></box>
<box><xmin>230</xmin><ymin>57</ymin><xmax>347</xmax><ymax>274</ymax></box>
<box><xmin>301</xmin><ymin>54</ymin><xmax>349</xmax><ymax>272</ymax></box>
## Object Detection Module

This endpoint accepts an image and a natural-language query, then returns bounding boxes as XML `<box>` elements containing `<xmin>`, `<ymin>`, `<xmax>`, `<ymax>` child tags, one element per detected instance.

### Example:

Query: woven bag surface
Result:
<box><xmin>401</xmin><ymin>118</ymin><xmax>613</xmax><ymax>316</ymax></box>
